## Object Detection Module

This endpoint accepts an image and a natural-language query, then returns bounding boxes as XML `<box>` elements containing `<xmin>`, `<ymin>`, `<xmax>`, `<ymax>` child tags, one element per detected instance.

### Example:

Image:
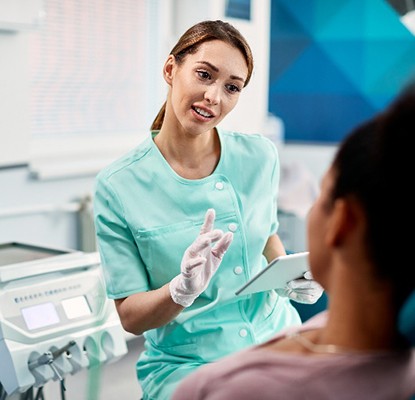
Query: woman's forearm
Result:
<box><xmin>114</xmin><ymin>283</ymin><xmax>183</xmax><ymax>335</ymax></box>
<box><xmin>263</xmin><ymin>234</ymin><xmax>286</xmax><ymax>263</ymax></box>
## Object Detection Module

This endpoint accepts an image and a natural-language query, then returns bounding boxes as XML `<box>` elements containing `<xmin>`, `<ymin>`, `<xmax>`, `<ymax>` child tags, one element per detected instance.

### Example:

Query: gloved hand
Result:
<box><xmin>276</xmin><ymin>271</ymin><xmax>324</xmax><ymax>304</ymax></box>
<box><xmin>169</xmin><ymin>209</ymin><xmax>233</xmax><ymax>307</ymax></box>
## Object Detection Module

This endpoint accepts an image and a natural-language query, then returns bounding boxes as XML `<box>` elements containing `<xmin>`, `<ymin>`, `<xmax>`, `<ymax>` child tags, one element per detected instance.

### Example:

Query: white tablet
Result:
<box><xmin>235</xmin><ymin>252</ymin><xmax>310</xmax><ymax>296</ymax></box>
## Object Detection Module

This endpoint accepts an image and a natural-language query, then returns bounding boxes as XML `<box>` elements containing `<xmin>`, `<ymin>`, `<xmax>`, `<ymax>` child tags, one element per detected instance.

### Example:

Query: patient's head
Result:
<box><xmin>307</xmin><ymin>82</ymin><xmax>415</xmax><ymax>306</ymax></box>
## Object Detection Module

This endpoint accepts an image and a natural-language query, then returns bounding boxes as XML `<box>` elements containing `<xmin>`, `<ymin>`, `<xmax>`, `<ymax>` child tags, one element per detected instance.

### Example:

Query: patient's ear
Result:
<box><xmin>326</xmin><ymin>197</ymin><xmax>363</xmax><ymax>247</ymax></box>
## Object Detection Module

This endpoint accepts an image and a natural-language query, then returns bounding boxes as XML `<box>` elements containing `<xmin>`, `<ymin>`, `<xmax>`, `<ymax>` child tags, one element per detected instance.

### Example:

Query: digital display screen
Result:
<box><xmin>21</xmin><ymin>302</ymin><xmax>60</xmax><ymax>330</ymax></box>
<box><xmin>62</xmin><ymin>296</ymin><xmax>91</xmax><ymax>319</ymax></box>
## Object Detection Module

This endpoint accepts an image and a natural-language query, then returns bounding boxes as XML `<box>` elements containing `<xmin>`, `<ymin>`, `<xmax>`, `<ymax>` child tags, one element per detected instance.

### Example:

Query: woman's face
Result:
<box><xmin>165</xmin><ymin>40</ymin><xmax>249</xmax><ymax>136</ymax></box>
<box><xmin>307</xmin><ymin>167</ymin><xmax>336</xmax><ymax>288</ymax></box>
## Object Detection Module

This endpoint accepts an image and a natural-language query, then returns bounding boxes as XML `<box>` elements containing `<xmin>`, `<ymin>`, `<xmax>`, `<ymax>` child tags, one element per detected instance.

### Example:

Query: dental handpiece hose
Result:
<box><xmin>28</xmin><ymin>340</ymin><xmax>76</xmax><ymax>369</ymax></box>
<box><xmin>28</xmin><ymin>340</ymin><xmax>76</xmax><ymax>390</ymax></box>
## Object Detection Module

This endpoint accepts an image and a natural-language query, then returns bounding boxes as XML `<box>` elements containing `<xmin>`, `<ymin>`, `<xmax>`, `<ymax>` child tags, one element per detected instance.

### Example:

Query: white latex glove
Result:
<box><xmin>169</xmin><ymin>209</ymin><xmax>233</xmax><ymax>307</ymax></box>
<box><xmin>276</xmin><ymin>271</ymin><xmax>324</xmax><ymax>304</ymax></box>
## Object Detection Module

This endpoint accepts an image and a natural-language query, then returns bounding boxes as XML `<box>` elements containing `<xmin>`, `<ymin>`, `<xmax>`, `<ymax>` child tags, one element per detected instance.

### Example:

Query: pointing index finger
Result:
<box><xmin>199</xmin><ymin>208</ymin><xmax>216</xmax><ymax>235</ymax></box>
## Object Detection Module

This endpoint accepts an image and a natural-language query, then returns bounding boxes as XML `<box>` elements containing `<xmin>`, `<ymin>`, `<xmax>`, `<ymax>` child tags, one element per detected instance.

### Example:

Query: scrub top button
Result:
<box><xmin>228</xmin><ymin>223</ymin><xmax>238</xmax><ymax>232</ymax></box>
<box><xmin>215</xmin><ymin>182</ymin><xmax>224</xmax><ymax>190</ymax></box>
<box><xmin>239</xmin><ymin>328</ymin><xmax>248</xmax><ymax>338</ymax></box>
<box><xmin>234</xmin><ymin>266</ymin><xmax>243</xmax><ymax>275</ymax></box>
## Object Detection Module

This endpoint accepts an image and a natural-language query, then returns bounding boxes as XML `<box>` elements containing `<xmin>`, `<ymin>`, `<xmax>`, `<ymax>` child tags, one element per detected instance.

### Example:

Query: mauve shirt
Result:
<box><xmin>172</xmin><ymin>312</ymin><xmax>415</xmax><ymax>400</ymax></box>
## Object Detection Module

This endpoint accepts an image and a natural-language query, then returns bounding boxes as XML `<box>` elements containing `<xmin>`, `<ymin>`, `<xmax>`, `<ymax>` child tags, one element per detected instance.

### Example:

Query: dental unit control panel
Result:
<box><xmin>0</xmin><ymin>242</ymin><xmax>127</xmax><ymax>396</ymax></box>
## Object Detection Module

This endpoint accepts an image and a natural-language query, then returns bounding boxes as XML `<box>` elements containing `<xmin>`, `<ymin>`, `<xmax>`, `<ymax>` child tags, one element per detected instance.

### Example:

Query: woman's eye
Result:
<box><xmin>226</xmin><ymin>84</ymin><xmax>241</xmax><ymax>94</ymax></box>
<box><xmin>197</xmin><ymin>70</ymin><xmax>211</xmax><ymax>80</ymax></box>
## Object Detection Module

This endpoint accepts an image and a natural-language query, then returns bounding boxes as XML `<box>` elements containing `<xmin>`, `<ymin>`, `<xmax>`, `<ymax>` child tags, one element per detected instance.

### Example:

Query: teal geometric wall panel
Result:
<box><xmin>269</xmin><ymin>0</ymin><xmax>415</xmax><ymax>143</ymax></box>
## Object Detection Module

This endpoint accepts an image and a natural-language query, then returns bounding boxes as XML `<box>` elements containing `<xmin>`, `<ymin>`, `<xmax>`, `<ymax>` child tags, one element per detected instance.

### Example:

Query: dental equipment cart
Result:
<box><xmin>0</xmin><ymin>242</ymin><xmax>127</xmax><ymax>399</ymax></box>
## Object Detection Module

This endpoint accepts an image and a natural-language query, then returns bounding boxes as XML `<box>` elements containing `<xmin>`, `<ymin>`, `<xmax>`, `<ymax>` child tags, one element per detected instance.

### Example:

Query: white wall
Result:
<box><xmin>279</xmin><ymin>143</ymin><xmax>337</xmax><ymax>182</ymax></box>
<box><xmin>0</xmin><ymin>32</ymin><xmax>31</xmax><ymax>167</ymax></box>
<box><xmin>0</xmin><ymin>167</ymin><xmax>93</xmax><ymax>249</ymax></box>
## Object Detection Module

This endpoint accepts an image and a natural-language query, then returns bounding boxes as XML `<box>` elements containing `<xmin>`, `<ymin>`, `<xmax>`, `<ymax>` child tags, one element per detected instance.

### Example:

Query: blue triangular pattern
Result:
<box><xmin>363</xmin><ymin>40</ymin><xmax>415</xmax><ymax>93</ymax></box>
<box><xmin>314</xmin><ymin>0</ymin><xmax>353</xmax><ymax>32</ymax></box>
<box><xmin>269</xmin><ymin>93</ymin><xmax>378</xmax><ymax>143</ymax></box>
<box><xmin>316</xmin><ymin>0</ymin><xmax>414</xmax><ymax>40</ymax></box>
<box><xmin>317</xmin><ymin>40</ymin><xmax>365</xmax><ymax>91</ymax></box>
<box><xmin>270</xmin><ymin>0</ymin><xmax>311</xmax><ymax>38</ymax></box>
<box><xmin>365</xmin><ymin>0</ymin><xmax>413</xmax><ymax>39</ymax></box>
<box><xmin>365</xmin><ymin>47</ymin><xmax>415</xmax><ymax>107</ymax></box>
<box><xmin>274</xmin><ymin>0</ymin><xmax>317</xmax><ymax>36</ymax></box>
<box><xmin>269</xmin><ymin>43</ymin><xmax>361</xmax><ymax>94</ymax></box>
<box><xmin>276</xmin><ymin>0</ymin><xmax>354</xmax><ymax>37</ymax></box>
<box><xmin>269</xmin><ymin>38</ymin><xmax>311</xmax><ymax>79</ymax></box>
<box><xmin>268</xmin><ymin>0</ymin><xmax>415</xmax><ymax>143</ymax></box>
<box><xmin>314</xmin><ymin>0</ymin><xmax>366</xmax><ymax>40</ymax></box>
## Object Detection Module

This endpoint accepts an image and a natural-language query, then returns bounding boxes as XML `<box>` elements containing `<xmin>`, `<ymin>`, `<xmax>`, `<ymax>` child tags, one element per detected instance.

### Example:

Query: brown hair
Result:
<box><xmin>151</xmin><ymin>20</ymin><xmax>254</xmax><ymax>131</ymax></box>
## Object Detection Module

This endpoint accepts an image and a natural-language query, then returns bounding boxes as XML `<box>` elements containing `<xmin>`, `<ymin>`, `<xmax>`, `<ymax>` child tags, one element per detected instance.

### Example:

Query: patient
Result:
<box><xmin>172</xmin><ymin>83</ymin><xmax>415</xmax><ymax>399</ymax></box>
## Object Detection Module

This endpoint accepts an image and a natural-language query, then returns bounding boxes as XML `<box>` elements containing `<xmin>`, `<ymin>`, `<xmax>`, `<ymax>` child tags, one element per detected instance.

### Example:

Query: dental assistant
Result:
<box><xmin>93</xmin><ymin>20</ymin><xmax>322</xmax><ymax>400</ymax></box>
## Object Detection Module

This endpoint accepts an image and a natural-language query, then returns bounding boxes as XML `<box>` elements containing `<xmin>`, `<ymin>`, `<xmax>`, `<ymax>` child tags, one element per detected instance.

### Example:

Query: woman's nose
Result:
<box><xmin>204</xmin><ymin>85</ymin><xmax>220</xmax><ymax>105</ymax></box>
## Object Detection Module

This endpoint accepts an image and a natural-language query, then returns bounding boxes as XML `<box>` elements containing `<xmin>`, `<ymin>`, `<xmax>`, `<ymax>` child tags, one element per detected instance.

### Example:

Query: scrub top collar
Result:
<box><xmin>150</xmin><ymin>127</ymin><xmax>225</xmax><ymax>184</ymax></box>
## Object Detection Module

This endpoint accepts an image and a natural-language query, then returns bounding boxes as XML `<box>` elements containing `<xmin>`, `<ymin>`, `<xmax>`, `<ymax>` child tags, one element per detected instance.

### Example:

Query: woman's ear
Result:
<box><xmin>326</xmin><ymin>197</ymin><xmax>362</xmax><ymax>247</ymax></box>
<box><xmin>163</xmin><ymin>55</ymin><xmax>175</xmax><ymax>85</ymax></box>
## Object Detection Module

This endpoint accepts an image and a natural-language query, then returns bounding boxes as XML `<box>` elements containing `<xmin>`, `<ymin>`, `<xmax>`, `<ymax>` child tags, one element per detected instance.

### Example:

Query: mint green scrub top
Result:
<box><xmin>94</xmin><ymin>128</ymin><xmax>301</xmax><ymax>400</ymax></box>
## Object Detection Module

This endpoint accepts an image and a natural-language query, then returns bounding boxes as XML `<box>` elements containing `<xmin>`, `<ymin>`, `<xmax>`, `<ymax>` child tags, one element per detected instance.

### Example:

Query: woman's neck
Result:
<box><xmin>154</xmin><ymin>125</ymin><xmax>220</xmax><ymax>180</ymax></box>
<box><xmin>318</xmin><ymin>263</ymin><xmax>402</xmax><ymax>352</ymax></box>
